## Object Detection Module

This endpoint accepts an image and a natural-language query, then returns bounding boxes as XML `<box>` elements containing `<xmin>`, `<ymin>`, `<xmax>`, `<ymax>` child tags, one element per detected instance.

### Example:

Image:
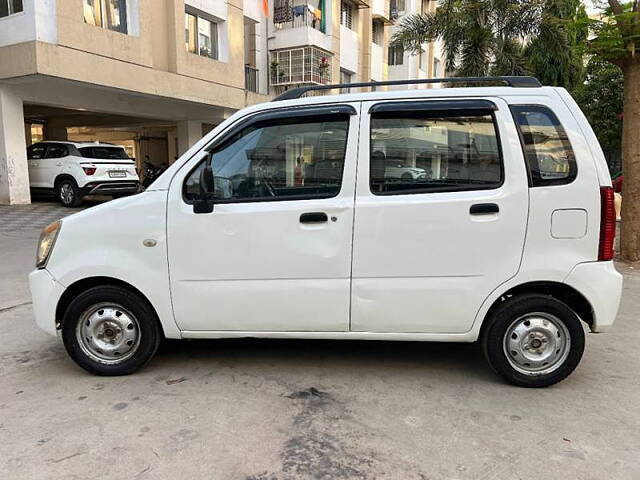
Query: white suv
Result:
<box><xmin>27</xmin><ymin>141</ymin><xmax>140</xmax><ymax>207</ymax></box>
<box><xmin>29</xmin><ymin>77</ymin><xmax>622</xmax><ymax>387</ymax></box>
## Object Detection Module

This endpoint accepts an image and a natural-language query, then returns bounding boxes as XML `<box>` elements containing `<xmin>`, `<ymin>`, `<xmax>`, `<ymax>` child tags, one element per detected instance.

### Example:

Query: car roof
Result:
<box><xmin>35</xmin><ymin>141</ymin><xmax>125</xmax><ymax>148</ymax></box>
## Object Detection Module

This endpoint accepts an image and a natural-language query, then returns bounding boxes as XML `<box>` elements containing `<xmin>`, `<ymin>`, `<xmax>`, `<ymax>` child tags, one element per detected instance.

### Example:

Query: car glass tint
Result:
<box><xmin>79</xmin><ymin>147</ymin><xmax>130</xmax><ymax>159</ymax></box>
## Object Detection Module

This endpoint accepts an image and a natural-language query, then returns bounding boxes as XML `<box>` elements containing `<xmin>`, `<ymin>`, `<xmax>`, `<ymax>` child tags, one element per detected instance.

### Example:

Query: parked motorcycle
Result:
<box><xmin>139</xmin><ymin>160</ymin><xmax>166</xmax><ymax>190</ymax></box>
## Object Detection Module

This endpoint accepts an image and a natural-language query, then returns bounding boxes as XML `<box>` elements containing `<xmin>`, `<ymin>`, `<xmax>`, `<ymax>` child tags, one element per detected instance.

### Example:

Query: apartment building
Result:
<box><xmin>0</xmin><ymin>0</ymin><xmax>443</xmax><ymax>205</ymax></box>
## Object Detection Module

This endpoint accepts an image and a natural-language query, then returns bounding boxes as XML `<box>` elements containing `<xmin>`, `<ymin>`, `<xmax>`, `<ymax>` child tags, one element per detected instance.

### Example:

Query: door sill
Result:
<box><xmin>180</xmin><ymin>330</ymin><xmax>477</xmax><ymax>342</ymax></box>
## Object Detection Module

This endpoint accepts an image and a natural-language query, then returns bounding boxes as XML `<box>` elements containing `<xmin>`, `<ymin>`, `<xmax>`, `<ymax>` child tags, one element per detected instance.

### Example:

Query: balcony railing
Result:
<box><xmin>274</xmin><ymin>1</ymin><xmax>324</xmax><ymax>32</ymax></box>
<box><xmin>270</xmin><ymin>47</ymin><xmax>332</xmax><ymax>86</ymax></box>
<box><xmin>245</xmin><ymin>65</ymin><xmax>259</xmax><ymax>93</ymax></box>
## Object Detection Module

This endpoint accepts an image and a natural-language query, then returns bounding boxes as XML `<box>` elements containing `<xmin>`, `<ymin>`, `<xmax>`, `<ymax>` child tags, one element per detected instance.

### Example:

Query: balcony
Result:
<box><xmin>270</xmin><ymin>47</ymin><xmax>332</xmax><ymax>87</ymax></box>
<box><xmin>245</xmin><ymin>65</ymin><xmax>259</xmax><ymax>93</ymax></box>
<box><xmin>274</xmin><ymin>1</ymin><xmax>324</xmax><ymax>32</ymax></box>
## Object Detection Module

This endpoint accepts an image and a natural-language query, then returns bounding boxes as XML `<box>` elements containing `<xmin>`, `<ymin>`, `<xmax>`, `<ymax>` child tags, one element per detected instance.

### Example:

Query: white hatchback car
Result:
<box><xmin>27</xmin><ymin>141</ymin><xmax>140</xmax><ymax>207</ymax></box>
<box><xmin>29</xmin><ymin>77</ymin><xmax>622</xmax><ymax>387</ymax></box>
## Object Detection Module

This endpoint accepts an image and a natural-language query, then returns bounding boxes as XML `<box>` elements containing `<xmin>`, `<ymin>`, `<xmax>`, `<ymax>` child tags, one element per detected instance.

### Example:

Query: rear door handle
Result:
<box><xmin>300</xmin><ymin>212</ymin><xmax>328</xmax><ymax>223</ymax></box>
<box><xmin>470</xmin><ymin>203</ymin><xmax>499</xmax><ymax>215</ymax></box>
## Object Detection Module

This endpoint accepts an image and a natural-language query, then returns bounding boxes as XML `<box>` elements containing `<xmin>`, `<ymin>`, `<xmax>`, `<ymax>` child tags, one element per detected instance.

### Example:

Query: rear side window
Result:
<box><xmin>370</xmin><ymin>108</ymin><xmax>503</xmax><ymax>195</ymax></box>
<box><xmin>510</xmin><ymin>105</ymin><xmax>577</xmax><ymax>186</ymax></box>
<box><xmin>44</xmin><ymin>144</ymin><xmax>68</xmax><ymax>159</ymax></box>
<box><xmin>27</xmin><ymin>144</ymin><xmax>47</xmax><ymax>159</ymax></box>
<box><xmin>79</xmin><ymin>146</ymin><xmax>129</xmax><ymax>160</ymax></box>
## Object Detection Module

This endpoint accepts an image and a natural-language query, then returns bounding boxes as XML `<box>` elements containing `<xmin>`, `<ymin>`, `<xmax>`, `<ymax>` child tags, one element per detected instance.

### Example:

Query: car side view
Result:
<box><xmin>27</xmin><ymin>141</ymin><xmax>140</xmax><ymax>206</ymax></box>
<box><xmin>29</xmin><ymin>77</ymin><xmax>622</xmax><ymax>387</ymax></box>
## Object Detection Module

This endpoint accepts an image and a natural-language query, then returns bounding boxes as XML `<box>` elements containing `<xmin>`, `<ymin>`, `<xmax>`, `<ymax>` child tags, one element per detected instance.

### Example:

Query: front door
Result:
<box><xmin>26</xmin><ymin>143</ymin><xmax>48</xmax><ymax>188</ymax></box>
<box><xmin>351</xmin><ymin>98</ymin><xmax>529</xmax><ymax>334</ymax></box>
<box><xmin>167</xmin><ymin>104</ymin><xmax>360</xmax><ymax>332</ymax></box>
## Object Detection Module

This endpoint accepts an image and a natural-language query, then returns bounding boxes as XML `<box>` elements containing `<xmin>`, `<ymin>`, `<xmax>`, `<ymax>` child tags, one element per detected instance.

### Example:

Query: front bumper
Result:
<box><xmin>564</xmin><ymin>261</ymin><xmax>623</xmax><ymax>332</ymax></box>
<box><xmin>80</xmin><ymin>180</ymin><xmax>139</xmax><ymax>196</ymax></box>
<box><xmin>28</xmin><ymin>269</ymin><xmax>66</xmax><ymax>337</ymax></box>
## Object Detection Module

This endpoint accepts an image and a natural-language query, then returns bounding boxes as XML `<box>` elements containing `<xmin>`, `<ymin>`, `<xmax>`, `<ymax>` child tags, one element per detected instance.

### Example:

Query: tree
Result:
<box><xmin>573</xmin><ymin>57</ymin><xmax>624</xmax><ymax>166</ymax></box>
<box><xmin>589</xmin><ymin>1</ymin><xmax>640</xmax><ymax>261</ymax></box>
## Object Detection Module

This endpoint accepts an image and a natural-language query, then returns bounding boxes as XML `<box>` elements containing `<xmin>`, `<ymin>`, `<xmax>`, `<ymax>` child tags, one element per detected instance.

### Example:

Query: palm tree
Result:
<box><xmin>390</xmin><ymin>0</ymin><xmax>584</xmax><ymax>85</ymax></box>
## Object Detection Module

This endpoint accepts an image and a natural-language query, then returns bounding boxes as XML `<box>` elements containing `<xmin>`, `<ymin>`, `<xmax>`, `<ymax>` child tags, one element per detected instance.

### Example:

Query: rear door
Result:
<box><xmin>351</xmin><ymin>98</ymin><xmax>529</xmax><ymax>334</ymax></box>
<box><xmin>167</xmin><ymin>104</ymin><xmax>360</xmax><ymax>332</ymax></box>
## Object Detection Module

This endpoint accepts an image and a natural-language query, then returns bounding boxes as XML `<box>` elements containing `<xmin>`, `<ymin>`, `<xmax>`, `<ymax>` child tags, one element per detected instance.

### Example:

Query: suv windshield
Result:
<box><xmin>79</xmin><ymin>146</ymin><xmax>130</xmax><ymax>160</ymax></box>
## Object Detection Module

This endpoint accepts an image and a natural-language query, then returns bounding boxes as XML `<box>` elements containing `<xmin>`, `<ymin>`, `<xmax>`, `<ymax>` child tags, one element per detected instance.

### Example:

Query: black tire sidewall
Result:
<box><xmin>61</xmin><ymin>286</ymin><xmax>161</xmax><ymax>375</ymax></box>
<box><xmin>57</xmin><ymin>179</ymin><xmax>82</xmax><ymax>207</ymax></box>
<box><xmin>482</xmin><ymin>294</ymin><xmax>585</xmax><ymax>387</ymax></box>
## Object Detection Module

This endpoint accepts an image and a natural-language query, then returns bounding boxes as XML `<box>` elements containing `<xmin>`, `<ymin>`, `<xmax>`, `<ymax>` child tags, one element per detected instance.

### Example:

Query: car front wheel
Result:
<box><xmin>61</xmin><ymin>286</ymin><xmax>162</xmax><ymax>375</ymax></box>
<box><xmin>482</xmin><ymin>294</ymin><xmax>585</xmax><ymax>387</ymax></box>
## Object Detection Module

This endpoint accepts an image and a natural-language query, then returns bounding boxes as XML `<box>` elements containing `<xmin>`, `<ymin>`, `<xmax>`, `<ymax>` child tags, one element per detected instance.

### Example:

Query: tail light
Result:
<box><xmin>82</xmin><ymin>166</ymin><xmax>97</xmax><ymax>176</ymax></box>
<box><xmin>598</xmin><ymin>186</ymin><xmax>616</xmax><ymax>261</ymax></box>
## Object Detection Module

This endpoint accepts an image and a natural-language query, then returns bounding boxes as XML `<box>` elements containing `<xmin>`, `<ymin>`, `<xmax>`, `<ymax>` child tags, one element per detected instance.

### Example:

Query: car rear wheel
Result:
<box><xmin>56</xmin><ymin>179</ymin><xmax>83</xmax><ymax>207</ymax></box>
<box><xmin>61</xmin><ymin>286</ymin><xmax>162</xmax><ymax>375</ymax></box>
<box><xmin>482</xmin><ymin>294</ymin><xmax>585</xmax><ymax>387</ymax></box>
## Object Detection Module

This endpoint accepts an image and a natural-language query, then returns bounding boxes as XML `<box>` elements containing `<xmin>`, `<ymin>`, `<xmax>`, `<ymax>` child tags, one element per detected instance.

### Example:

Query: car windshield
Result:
<box><xmin>79</xmin><ymin>146</ymin><xmax>130</xmax><ymax>160</ymax></box>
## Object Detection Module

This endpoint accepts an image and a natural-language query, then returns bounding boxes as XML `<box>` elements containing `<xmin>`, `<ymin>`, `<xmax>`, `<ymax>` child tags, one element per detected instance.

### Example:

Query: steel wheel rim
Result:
<box><xmin>503</xmin><ymin>312</ymin><xmax>571</xmax><ymax>376</ymax></box>
<box><xmin>60</xmin><ymin>184</ymin><xmax>74</xmax><ymax>204</ymax></box>
<box><xmin>76</xmin><ymin>303</ymin><xmax>141</xmax><ymax>365</ymax></box>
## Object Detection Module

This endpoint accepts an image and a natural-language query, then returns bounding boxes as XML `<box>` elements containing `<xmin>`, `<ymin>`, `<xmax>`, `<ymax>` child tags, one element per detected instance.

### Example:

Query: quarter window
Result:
<box><xmin>184</xmin><ymin>116</ymin><xmax>350</xmax><ymax>203</ymax></box>
<box><xmin>511</xmin><ymin>105</ymin><xmax>577</xmax><ymax>186</ymax></box>
<box><xmin>370</xmin><ymin>109</ymin><xmax>502</xmax><ymax>195</ymax></box>
<box><xmin>0</xmin><ymin>0</ymin><xmax>22</xmax><ymax>18</ymax></box>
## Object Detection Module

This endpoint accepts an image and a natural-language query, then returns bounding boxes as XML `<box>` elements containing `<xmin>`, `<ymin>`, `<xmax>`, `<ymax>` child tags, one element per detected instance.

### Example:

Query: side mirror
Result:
<box><xmin>193</xmin><ymin>163</ymin><xmax>215</xmax><ymax>214</ymax></box>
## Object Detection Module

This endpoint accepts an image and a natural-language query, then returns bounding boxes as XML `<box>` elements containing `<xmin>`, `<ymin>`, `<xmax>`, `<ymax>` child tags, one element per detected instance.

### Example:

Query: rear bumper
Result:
<box><xmin>80</xmin><ymin>180</ymin><xmax>139</xmax><ymax>196</ymax></box>
<box><xmin>564</xmin><ymin>261</ymin><xmax>623</xmax><ymax>333</ymax></box>
<box><xmin>28</xmin><ymin>269</ymin><xmax>66</xmax><ymax>337</ymax></box>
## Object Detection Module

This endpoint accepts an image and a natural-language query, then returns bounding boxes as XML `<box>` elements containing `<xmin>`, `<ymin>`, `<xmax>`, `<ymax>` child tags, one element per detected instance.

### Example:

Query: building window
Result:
<box><xmin>419</xmin><ymin>48</ymin><xmax>427</xmax><ymax>72</ymax></box>
<box><xmin>390</xmin><ymin>0</ymin><xmax>405</xmax><ymax>15</ymax></box>
<box><xmin>271</xmin><ymin>47</ymin><xmax>332</xmax><ymax>86</ymax></box>
<box><xmin>372</xmin><ymin>20</ymin><xmax>384</xmax><ymax>46</ymax></box>
<box><xmin>185</xmin><ymin>10</ymin><xmax>219</xmax><ymax>60</ymax></box>
<box><xmin>0</xmin><ymin>0</ymin><xmax>22</xmax><ymax>18</ymax></box>
<box><xmin>83</xmin><ymin>0</ymin><xmax>128</xmax><ymax>34</ymax></box>
<box><xmin>433</xmin><ymin>57</ymin><xmax>441</xmax><ymax>77</ymax></box>
<box><xmin>340</xmin><ymin>1</ymin><xmax>354</xmax><ymax>30</ymax></box>
<box><xmin>340</xmin><ymin>69</ymin><xmax>353</xmax><ymax>93</ymax></box>
<box><xmin>388</xmin><ymin>45</ymin><xmax>404</xmax><ymax>66</ymax></box>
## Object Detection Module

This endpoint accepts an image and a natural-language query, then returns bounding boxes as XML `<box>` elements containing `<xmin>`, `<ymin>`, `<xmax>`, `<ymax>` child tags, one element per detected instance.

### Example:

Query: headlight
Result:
<box><xmin>36</xmin><ymin>220</ymin><xmax>61</xmax><ymax>269</ymax></box>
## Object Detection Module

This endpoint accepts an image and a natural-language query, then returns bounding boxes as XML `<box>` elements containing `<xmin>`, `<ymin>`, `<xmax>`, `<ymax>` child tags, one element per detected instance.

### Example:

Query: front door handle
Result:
<box><xmin>470</xmin><ymin>203</ymin><xmax>499</xmax><ymax>215</ymax></box>
<box><xmin>300</xmin><ymin>212</ymin><xmax>328</xmax><ymax>223</ymax></box>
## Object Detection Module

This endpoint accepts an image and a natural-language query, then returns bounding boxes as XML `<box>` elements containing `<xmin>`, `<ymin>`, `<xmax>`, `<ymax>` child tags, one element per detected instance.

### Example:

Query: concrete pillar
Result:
<box><xmin>177</xmin><ymin>120</ymin><xmax>202</xmax><ymax>156</ymax></box>
<box><xmin>43</xmin><ymin>125</ymin><xmax>68</xmax><ymax>141</ymax></box>
<box><xmin>0</xmin><ymin>87</ymin><xmax>30</xmax><ymax>205</ymax></box>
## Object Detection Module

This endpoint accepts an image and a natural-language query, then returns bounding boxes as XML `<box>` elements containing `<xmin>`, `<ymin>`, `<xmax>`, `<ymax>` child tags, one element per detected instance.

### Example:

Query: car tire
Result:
<box><xmin>481</xmin><ymin>294</ymin><xmax>585</xmax><ymax>388</ymax></box>
<box><xmin>56</xmin><ymin>179</ymin><xmax>83</xmax><ymax>207</ymax></box>
<box><xmin>61</xmin><ymin>285</ymin><xmax>162</xmax><ymax>375</ymax></box>
<box><xmin>401</xmin><ymin>173</ymin><xmax>413</xmax><ymax>181</ymax></box>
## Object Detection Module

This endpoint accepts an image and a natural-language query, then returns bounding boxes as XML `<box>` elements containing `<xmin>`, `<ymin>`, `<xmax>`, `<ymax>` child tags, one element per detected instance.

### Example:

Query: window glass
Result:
<box><xmin>104</xmin><ymin>0</ymin><xmax>127</xmax><ymax>33</ymax></box>
<box><xmin>79</xmin><ymin>146</ymin><xmax>129</xmax><ymax>159</ymax></box>
<box><xmin>388</xmin><ymin>45</ymin><xmax>404</xmax><ymax>66</ymax></box>
<box><xmin>184</xmin><ymin>116</ymin><xmax>350</xmax><ymax>203</ymax></box>
<box><xmin>27</xmin><ymin>144</ymin><xmax>47</xmax><ymax>160</ymax></box>
<box><xmin>511</xmin><ymin>105</ymin><xmax>577</xmax><ymax>186</ymax></box>
<box><xmin>370</xmin><ymin>111</ymin><xmax>502</xmax><ymax>195</ymax></box>
<box><xmin>185</xmin><ymin>12</ymin><xmax>197</xmax><ymax>54</ymax></box>
<box><xmin>1</xmin><ymin>0</ymin><xmax>22</xmax><ymax>17</ymax></box>
<box><xmin>372</xmin><ymin>20</ymin><xmax>383</xmax><ymax>46</ymax></box>
<box><xmin>340</xmin><ymin>1</ymin><xmax>353</xmax><ymax>29</ymax></box>
<box><xmin>419</xmin><ymin>48</ymin><xmax>427</xmax><ymax>71</ymax></box>
<box><xmin>45</xmin><ymin>144</ymin><xmax>69</xmax><ymax>159</ymax></box>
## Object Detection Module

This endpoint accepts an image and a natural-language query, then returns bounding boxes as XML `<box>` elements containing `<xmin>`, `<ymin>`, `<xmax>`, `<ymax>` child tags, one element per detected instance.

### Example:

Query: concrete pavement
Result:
<box><xmin>1</xmin><ymin>202</ymin><xmax>640</xmax><ymax>480</ymax></box>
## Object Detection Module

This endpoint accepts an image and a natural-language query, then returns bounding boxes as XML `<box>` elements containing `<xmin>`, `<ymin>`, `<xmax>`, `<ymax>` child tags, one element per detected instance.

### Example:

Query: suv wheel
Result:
<box><xmin>56</xmin><ymin>179</ymin><xmax>83</xmax><ymax>207</ymax></box>
<box><xmin>482</xmin><ymin>294</ymin><xmax>585</xmax><ymax>387</ymax></box>
<box><xmin>61</xmin><ymin>286</ymin><xmax>162</xmax><ymax>375</ymax></box>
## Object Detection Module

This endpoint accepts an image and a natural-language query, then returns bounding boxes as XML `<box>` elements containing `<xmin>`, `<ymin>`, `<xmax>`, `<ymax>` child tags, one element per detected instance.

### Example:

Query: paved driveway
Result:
<box><xmin>1</xmin><ymin>204</ymin><xmax>639</xmax><ymax>479</ymax></box>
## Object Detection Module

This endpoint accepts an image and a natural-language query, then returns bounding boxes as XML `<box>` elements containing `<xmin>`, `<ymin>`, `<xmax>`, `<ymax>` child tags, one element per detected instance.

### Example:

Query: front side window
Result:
<box><xmin>511</xmin><ymin>105</ymin><xmax>577</xmax><ymax>186</ymax></box>
<box><xmin>83</xmin><ymin>0</ymin><xmax>128</xmax><ymax>34</ymax></box>
<box><xmin>370</xmin><ymin>109</ymin><xmax>502</xmax><ymax>195</ymax></box>
<box><xmin>45</xmin><ymin>144</ymin><xmax>69</xmax><ymax>159</ymax></box>
<box><xmin>185</xmin><ymin>10</ymin><xmax>219</xmax><ymax>60</ymax></box>
<box><xmin>0</xmin><ymin>0</ymin><xmax>22</xmax><ymax>18</ymax></box>
<box><xmin>184</xmin><ymin>116</ymin><xmax>350</xmax><ymax>203</ymax></box>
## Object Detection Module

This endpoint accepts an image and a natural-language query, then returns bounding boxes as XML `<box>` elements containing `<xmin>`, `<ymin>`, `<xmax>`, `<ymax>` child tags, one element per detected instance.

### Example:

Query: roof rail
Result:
<box><xmin>272</xmin><ymin>76</ymin><xmax>542</xmax><ymax>102</ymax></box>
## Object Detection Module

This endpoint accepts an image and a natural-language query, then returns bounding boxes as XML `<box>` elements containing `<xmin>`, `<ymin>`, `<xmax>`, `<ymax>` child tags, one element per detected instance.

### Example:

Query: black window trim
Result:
<box><xmin>509</xmin><ymin>104</ymin><xmax>578</xmax><ymax>188</ymax></box>
<box><xmin>183</xmin><ymin>105</ymin><xmax>356</xmax><ymax>205</ymax></box>
<box><xmin>368</xmin><ymin>101</ymin><xmax>505</xmax><ymax>196</ymax></box>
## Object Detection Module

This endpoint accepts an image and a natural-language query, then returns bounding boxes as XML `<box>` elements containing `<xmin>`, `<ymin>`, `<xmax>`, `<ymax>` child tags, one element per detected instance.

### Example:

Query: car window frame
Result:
<box><xmin>27</xmin><ymin>143</ymin><xmax>48</xmax><ymax>160</ymax></box>
<box><xmin>368</xmin><ymin>100</ymin><xmax>506</xmax><ymax>196</ymax></box>
<box><xmin>509</xmin><ymin>104</ymin><xmax>578</xmax><ymax>188</ymax></box>
<box><xmin>181</xmin><ymin>105</ymin><xmax>356</xmax><ymax>205</ymax></box>
<box><xmin>43</xmin><ymin>143</ymin><xmax>69</xmax><ymax>160</ymax></box>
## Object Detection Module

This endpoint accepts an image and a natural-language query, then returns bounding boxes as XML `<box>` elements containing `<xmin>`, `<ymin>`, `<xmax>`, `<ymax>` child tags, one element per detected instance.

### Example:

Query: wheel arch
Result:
<box><xmin>480</xmin><ymin>281</ymin><xmax>595</xmax><ymax>337</ymax></box>
<box><xmin>55</xmin><ymin>276</ymin><xmax>166</xmax><ymax>338</ymax></box>
<box><xmin>54</xmin><ymin>173</ymin><xmax>78</xmax><ymax>187</ymax></box>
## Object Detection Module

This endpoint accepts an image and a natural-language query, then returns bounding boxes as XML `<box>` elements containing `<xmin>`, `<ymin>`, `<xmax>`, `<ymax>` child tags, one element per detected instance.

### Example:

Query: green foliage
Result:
<box><xmin>573</xmin><ymin>57</ymin><xmax>624</xmax><ymax>153</ymax></box>
<box><xmin>390</xmin><ymin>0</ymin><xmax>587</xmax><ymax>89</ymax></box>
<box><xmin>588</xmin><ymin>2</ymin><xmax>640</xmax><ymax>65</ymax></box>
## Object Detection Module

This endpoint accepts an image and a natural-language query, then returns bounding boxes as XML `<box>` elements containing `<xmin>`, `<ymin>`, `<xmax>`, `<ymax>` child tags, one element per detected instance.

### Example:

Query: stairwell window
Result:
<box><xmin>0</xmin><ymin>0</ymin><xmax>22</xmax><ymax>18</ymax></box>
<box><xmin>83</xmin><ymin>0</ymin><xmax>129</xmax><ymax>34</ymax></box>
<box><xmin>185</xmin><ymin>10</ymin><xmax>219</xmax><ymax>60</ymax></box>
<box><xmin>340</xmin><ymin>1</ymin><xmax>354</xmax><ymax>30</ymax></box>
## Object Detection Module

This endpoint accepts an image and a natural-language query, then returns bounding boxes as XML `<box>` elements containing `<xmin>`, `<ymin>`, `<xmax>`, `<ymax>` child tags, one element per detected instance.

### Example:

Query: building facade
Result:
<box><xmin>0</xmin><ymin>0</ymin><xmax>443</xmax><ymax>204</ymax></box>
